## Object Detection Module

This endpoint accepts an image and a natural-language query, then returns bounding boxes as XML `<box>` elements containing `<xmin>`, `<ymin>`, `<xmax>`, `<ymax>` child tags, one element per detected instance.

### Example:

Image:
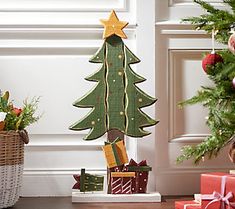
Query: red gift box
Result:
<box><xmin>111</xmin><ymin>172</ymin><xmax>135</xmax><ymax>194</ymax></box>
<box><xmin>175</xmin><ymin>200</ymin><xmax>201</xmax><ymax>209</ymax></box>
<box><xmin>125</xmin><ymin>159</ymin><xmax>152</xmax><ymax>193</ymax></box>
<box><xmin>201</xmin><ymin>173</ymin><xmax>235</xmax><ymax>209</ymax></box>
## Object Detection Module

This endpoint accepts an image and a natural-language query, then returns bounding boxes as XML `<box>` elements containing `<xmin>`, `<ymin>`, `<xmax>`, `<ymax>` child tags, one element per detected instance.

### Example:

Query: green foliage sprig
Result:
<box><xmin>0</xmin><ymin>90</ymin><xmax>40</xmax><ymax>131</ymax></box>
<box><xmin>177</xmin><ymin>0</ymin><xmax>235</xmax><ymax>164</ymax></box>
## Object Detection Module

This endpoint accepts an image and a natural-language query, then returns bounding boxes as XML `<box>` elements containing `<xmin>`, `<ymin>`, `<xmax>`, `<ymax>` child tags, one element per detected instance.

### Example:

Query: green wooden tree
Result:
<box><xmin>70</xmin><ymin>10</ymin><xmax>158</xmax><ymax>141</ymax></box>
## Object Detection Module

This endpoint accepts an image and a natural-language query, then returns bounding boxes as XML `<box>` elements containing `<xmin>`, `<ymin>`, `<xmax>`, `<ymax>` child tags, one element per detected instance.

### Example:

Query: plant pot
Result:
<box><xmin>0</xmin><ymin>130</ymin><xmax>28</xmax><ymax>208</ymax></box>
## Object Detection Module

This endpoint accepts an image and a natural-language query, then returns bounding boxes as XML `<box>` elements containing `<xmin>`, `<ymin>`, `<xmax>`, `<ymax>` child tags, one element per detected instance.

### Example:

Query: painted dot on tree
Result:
<box><xmin>118</xmin><ymin>71</ymin><xmax>123</xmax><ymax>76</ymax></box>
<box><xmin>219</xmin><ymin>130</ymin><xmax>223</xmax><ymax>135</ymax></box>
<box><xmin>118</xmin><ymin>55</ymin><xmax>122</xmax><ymax>59</ymax></box>
<box><xmin>138</xmin><ymin>98</ymin><xmax>143</xmax><ymax>102</ymax></box>
<box><xmin>91</xmin><ymin>121</ymin><xmax>95</xmax><ymax>125</ymax></box>
<box><xmin>96</xmin><ymin>56</ymin><xmax>99</xmax><ymax>59</ymax></box>
<box><xmin>131</xmin><ymin>118</ymin><xmax>134</xmax><ymax>120</ymax></box>
<box><xmin>97</xmin><ymin>118</ymin><xmax>100</xmax><ymax>121</ymax></box>
<box><xmin>120</xmin><ymin>111</ymin><xmax>124</xmax><ymax>115</ymax></box>
<box><xmin>113</xmin><ymin>80</ymin><xmax>116</xmax><ymax>82</ymax></box>
<box><xmin>144</xmin><ymin>179</ymin><xmax>147</xmax><ymax>182</ymax></box>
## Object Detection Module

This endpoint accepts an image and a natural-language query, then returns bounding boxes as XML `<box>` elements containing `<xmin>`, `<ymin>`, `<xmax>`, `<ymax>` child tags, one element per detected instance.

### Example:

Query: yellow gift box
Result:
<box><xmin>102</xmin><ymin>138</ymin><xmax>128</xmax><ymax>168</ymax></box>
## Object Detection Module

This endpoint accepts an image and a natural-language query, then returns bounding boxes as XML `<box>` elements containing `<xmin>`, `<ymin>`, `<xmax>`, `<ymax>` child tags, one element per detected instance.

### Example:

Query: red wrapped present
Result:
<box><xmin>201</xmin><ymin>173</ymin><xmax>235</xmax><ymax>209</ymax></box>
<box><xmin>175</xmin><ymin>200</ymin><xmax>201</xmax><ymax>209</ymax></box>
<box><xmin>111</xmin><ymin>172</ymin><xmax>135</xmax><ymax>194</ymax></box>
<box><xmin>125</xmin><ymin>159</ymin><xmax>152</xmax><ymax>193</ymax></box>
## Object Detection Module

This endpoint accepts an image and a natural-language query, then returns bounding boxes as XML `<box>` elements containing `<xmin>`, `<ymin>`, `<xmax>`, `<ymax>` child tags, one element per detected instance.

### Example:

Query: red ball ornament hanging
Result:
<box><xmin>202</xmin><ymin>53</ymin><xmax>223</xmax><ymax>73</ymax></box>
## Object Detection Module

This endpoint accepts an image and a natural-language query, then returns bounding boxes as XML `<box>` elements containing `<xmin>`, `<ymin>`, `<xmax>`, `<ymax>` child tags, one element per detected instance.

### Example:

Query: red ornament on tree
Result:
<box><xmin>202</xmin><ymin>53</ymin><xmax>223</xmax><ymax>73</ymax></box>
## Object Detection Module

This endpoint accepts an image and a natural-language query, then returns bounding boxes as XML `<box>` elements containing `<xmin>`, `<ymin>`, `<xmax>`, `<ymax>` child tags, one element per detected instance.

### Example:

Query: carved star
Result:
<box><xmin>100</xmin><ymin>10</ymin><xmax>128</xmax><ymax>39</ymax></box>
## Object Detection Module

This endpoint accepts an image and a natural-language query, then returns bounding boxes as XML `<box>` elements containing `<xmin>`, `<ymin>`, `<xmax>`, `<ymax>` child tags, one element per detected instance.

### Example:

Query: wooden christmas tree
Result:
<box><xmin>70</xmin><ymin>10</ymin><xmax>157</xmax><ymax>140</ymax></box>
<box><xmin>70</xmin><ymin>10</ymin><xmax>158</xmax><ymax>193</ymax></box>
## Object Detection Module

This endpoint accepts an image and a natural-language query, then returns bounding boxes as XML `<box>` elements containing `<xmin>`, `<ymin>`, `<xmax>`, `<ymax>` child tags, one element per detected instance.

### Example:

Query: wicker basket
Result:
<box><xmin>0</xmin><ymin>131</ymin><xmax>27</xmax><ymax>208</ymax></box>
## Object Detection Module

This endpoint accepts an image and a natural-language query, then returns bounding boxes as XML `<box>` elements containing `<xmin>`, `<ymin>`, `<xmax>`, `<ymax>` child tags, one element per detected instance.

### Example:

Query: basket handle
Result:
<box><xmin>18</xmin><ymin>130</ymin><xmax>29</xmax><ymax>144</ymax></box>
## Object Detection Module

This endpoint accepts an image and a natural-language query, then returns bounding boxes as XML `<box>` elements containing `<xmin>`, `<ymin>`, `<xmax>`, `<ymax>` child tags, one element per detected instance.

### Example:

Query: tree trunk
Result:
<box><xmin>107</xmin><ymin>129</ymin><xmax>124</xmax><ymax>194</ymax></box>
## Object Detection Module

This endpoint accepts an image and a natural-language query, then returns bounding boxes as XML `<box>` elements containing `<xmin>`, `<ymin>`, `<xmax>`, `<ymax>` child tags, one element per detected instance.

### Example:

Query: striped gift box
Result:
<box><xmin>111</xmin><ymin>172</ymin><xmax>135</xmax><ymax>194</ymax></box>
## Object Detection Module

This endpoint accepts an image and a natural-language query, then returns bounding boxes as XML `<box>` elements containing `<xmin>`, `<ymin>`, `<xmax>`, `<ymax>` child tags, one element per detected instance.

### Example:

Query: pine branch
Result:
<box><xmin>182</xmin><ymin>0</ymin><xmax>235</xmax><ymax>44</ymax></box>
<box><xmin>194</xmin><ymin>0</ymin><xmax>219</xmax><ymax>13</ymax></box>
<box><xmin>224</xmin><ymin>0</ymin><xmax>235</xmax><ymax>13</ymax></box>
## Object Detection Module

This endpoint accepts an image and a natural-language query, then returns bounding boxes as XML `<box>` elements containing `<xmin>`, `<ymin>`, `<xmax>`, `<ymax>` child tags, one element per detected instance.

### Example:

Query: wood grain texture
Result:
<box><xmin>13</xmin><ymin>196</ymin><xmax>193</xmax><ymax>209</ymax></box>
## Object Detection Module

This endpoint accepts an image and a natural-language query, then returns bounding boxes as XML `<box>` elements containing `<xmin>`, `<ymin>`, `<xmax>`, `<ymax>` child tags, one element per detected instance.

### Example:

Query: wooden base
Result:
<box><xmin>72</xmin><ymin>192</ymin><xmax>161</xmax><ymax>203</ymax></box>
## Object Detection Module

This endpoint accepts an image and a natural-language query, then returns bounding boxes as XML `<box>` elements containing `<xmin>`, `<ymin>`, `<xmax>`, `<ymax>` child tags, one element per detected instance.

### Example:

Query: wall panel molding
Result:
<box><xmin>26</xmin><ymin>134</ymin><xmax>105</xmax><ymax>148</ymax></box>
<box><xmin>0</xmin><ymin>26</ymin><xmax>136</xmax><ymax>55</ymax></box>
<box><xmin>168</xmin><ymin>49</ymin><xmax>210</xmax><ymax>143</ymax></box>
<box><xmin>24</xmin><ymin>168</ymin><xmax>107</xmax><ymax>175</ymax></box>
<box><xmin>169</xmin><ymin>0</ymin><xmax>224</xmax><ymax>7</ymax></box>
<box><xmin>22</xmin><ymin>168</ymin><xmax>107</xmax><ymax>196</ymax></box>
<box><xmin>0</xmin><ymin>0</ymin><xmax>129</xmax><ymax>12</ymax></box>
<box><xmin>157</xmin><ymin>167</ymin><xmax>232</xmax><ymax>175</ymax></box>
<box><xmin>0</xmin><ymin>25</ymin><xmax>136</xmax><ymax>40</ymax></box>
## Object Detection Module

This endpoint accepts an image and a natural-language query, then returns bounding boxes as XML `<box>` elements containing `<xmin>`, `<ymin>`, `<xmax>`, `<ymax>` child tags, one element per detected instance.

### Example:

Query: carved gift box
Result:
<box><xmin>102</xmin><ymin>138</ymin><xmax>128</xmax><ymax>168</ymax></box>
<box><xmin>73</xmin><ymin>168</ymin><xmax>104</xmax><ymax>192</ymax></box>
<box><xmin>125</xmin><ymin>159</ymin><xmax>152</xmax><ymax>193</ymax></box>
<box><xmin>111</xmin><ymin>172</ymin><xmax>135</xmax><ymax>194</ymax></box>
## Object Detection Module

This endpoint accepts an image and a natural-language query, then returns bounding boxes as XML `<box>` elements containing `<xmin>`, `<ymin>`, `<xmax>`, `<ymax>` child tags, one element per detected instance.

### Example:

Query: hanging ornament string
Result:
<box><xmin>230</xmin><ymin>23</ymin><xmax>235</xmax><ymax>34</ymax></box>
<box><xmin>211</xmin><ymin>29</ymin><xmax>215</xmax><ymax>54</ymax></box>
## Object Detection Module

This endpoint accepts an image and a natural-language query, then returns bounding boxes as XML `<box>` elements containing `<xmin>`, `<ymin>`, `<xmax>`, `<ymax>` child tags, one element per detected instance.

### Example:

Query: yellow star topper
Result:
<box><xmin>100</xmin><ymin>10</ymin><xmax>128</xmax><ymax>39</ymax></box>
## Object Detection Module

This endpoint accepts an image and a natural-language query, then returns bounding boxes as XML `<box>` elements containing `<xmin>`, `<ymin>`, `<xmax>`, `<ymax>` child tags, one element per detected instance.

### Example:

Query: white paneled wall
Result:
<box><xmin>0</xmin><ymin>0</ymin><xmax>142</xmax><ymax>196</ymax></box>
<box><xmin>0</xmin><ymin>0</ymin><xmax>234</xmax><ymax>196</ymax></box>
